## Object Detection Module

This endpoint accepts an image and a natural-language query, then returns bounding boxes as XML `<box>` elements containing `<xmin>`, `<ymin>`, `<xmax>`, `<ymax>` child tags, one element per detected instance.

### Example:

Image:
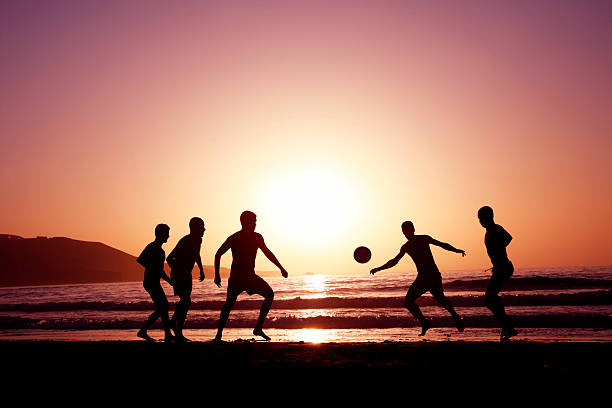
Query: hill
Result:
<box><xmin>0</xmin><ymin>234</ymin><xmax>232</xmax><ymax>287</ymax></box>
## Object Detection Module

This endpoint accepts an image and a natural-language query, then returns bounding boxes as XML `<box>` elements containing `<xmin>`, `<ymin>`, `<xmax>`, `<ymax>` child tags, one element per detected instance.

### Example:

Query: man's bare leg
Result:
<box><xmin>405</xmin><ymin>285</ymin><xmax>431</xmax><ymax>336</ymax></box>
<box><xmin>432</xmin><ymin>290</ymin><xmax>464</xmax><ymax>333</ymax></box>
<box><xmin>253</xmin><ymin>284</ymin><xmax>274</xmax><ymax>341</ymax></box>
<box><xmin>214</xmin><ymin>294</ymin><xmax>237</xmax><ymax>342</ymax></box>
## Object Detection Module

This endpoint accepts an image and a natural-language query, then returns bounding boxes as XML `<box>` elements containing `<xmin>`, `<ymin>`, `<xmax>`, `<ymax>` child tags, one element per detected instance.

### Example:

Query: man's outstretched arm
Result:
<box><xmin>214</xmin><ymin>239</ymin><xmax>231</xmax><ymax>287</ymax></box>
<box><xmin>429</xmin><ymin>237</ymin><xmax>466</xmax><ymax>256</ymax></box>
<box><xmin>370</xmin><ymin>251</ymin><xmax>404</xmax><ymax>275</ymax></box>
<box><xmin>260</xmin><ymin>240</ymin><xmax>288</xmax><ymax>278</ymax></box>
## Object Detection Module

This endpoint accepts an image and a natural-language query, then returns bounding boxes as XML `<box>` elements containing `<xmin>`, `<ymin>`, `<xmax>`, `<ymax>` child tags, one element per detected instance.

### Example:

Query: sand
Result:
<box><xmin>2</xmin><ymin>340</ymin><xmax>610</xmax><ymax>383</ymax></box>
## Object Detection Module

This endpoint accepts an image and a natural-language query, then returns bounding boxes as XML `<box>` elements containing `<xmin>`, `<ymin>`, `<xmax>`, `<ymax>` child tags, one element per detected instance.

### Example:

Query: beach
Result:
<box><xmin>2</xmin><ymin>267</ymin><xmax>611</xmax><ymax>394</ymax></box>
<box><xmin>3</xmin><ymin>340</ymin><xmax>611</xmax><ymax>389</ymax></box>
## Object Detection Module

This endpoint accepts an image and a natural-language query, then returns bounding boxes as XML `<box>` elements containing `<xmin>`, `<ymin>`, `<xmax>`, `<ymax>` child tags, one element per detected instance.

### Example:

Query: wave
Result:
<box><xmin>319</xmin><ymin>277</ymin><xmax>612</xmax><ymax>293</ymax></box>
<box><xmin>1</xmin><ymin>290</ymin><xmax>611</xmax><ymax>311</ymax></box>
<box><xmin>443</xmin><ymin>277</ymin><xmax>612</xmax><ymax>291</ymax></box>
<box><xmin>1</xmin><ymin>314</ymin><xmax>610</xmax><ymax>330</ymax></box>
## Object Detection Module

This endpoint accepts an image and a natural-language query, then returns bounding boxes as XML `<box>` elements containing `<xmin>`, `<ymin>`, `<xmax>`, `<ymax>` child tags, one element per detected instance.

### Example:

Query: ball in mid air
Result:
<box><xmin>353</xmin><ymin>246</ymin><xmax>372</xmax><ymax>264</ymax></box>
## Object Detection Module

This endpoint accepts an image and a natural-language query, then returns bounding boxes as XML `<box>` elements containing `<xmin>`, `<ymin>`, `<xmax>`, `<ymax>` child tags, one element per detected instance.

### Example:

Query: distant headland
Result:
<box><xmin>0</xmin><ymin>234</ymin><xmax>234</xmax><ymax>287</ymax></box>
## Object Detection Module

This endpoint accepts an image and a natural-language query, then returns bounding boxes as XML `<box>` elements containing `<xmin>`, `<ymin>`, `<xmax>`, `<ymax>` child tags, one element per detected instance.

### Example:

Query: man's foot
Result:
<box><xmin>253</xmin><ymin>329</ymin><xmax>271</xmax><ymax>341</ymax></box>
<box><xmin>500</xmin><ymin>327</ymin><xmax>518</xmax><ymax>342</ymax></box>
<box><xmin>137</xmin><ymin>330</ymin><xmax>155</xmax><ymax>342</ymax></box>
<box><xmin>164</xmin><ymin>332</ymin><xmax>175</xmax><ymax>343</ymax></box>
<box><xmin>174</xmin><ymin>334</ymin><xmax>191</xmax><ymax>342</ymax></box>
<box><xmin>455</xmin><ymin>316</ymin><xmax>465</xmax><ymax>333</ymax></box>
<box><xmin>418</xmin><ymin>321</ymin><xmax>433</xmax><ymax>337</ymax></box>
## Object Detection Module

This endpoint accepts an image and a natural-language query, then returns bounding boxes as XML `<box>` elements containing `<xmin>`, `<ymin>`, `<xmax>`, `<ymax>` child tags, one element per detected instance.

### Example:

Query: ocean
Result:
<box><xmin>1</xmin><ymin>266</ymin><xmax>611</xmax><ymax>342</ymax></box>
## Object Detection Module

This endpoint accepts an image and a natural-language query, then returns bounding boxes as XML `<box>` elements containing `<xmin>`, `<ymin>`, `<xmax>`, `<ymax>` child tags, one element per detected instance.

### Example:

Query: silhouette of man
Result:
<box><xmin>213</xmin><ymin>211</ymin><xmax>288</xmax><ymax>341</ymax></box>
<box><xmin>370</xmin><ymin>221</ymin><xmax>465</xmax><ymax>336</ymax></box>
<box><xmin>136</xmin><ymin>223</ymin><xmax>174</xmax><ymax>342</ymax></box>
<box><xmin>478</xmin><ymin>206</ymin><xmax>518</xmax><ymax>341</ymax></box>
<box><xmin>167</xmin><ymin>217</ymin><xmax>205</xmax><ymax>342</ymax></box>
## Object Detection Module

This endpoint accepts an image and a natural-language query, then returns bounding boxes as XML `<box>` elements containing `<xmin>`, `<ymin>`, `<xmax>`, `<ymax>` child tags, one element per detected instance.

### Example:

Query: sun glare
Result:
<box><xmin>255</xmin><ymin>166</ymin><xmax>360</xmax><ymax>246</ymax></box>
<box><xmin>297</xmin><ymin>329</ymin><xmax>332</xmax><ymax>343</ymax></box>
<box><xmin>302</xmin><ymin>274</ymin><xmax>327</xmax><ymax>298</ymax></box>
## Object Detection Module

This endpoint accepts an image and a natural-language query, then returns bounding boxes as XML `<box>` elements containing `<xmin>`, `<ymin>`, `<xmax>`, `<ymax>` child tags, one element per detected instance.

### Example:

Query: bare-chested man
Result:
<box><xmin>167</xmin><ymin>217</ymin><xmax>205</xmax><ymax>342</ymax></box>
<box><xmin>370</xmin><ymin>221</ymin><xmax>465</xmax><ymax>336</ymax></box>
<box><xmin>213</xmin><ymin>211</ymin><xmax>288</xmax><ymax>341</ymax></box>
<box><xmin>478</xmin><ymin>206</ymin><xmax>518</xmax><ymax>341</ymax></box>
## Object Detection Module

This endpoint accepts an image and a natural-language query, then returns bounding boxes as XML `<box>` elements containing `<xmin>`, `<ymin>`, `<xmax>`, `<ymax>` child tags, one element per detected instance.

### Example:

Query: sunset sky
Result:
<box><xmin>1</xmin><ymin>1</ymin><xmax>611</xmax><ymax>275</ymax></box>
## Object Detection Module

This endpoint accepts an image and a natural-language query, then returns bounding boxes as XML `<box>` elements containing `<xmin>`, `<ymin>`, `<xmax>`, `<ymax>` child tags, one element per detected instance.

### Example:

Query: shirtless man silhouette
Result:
<box><xmin>136</xmin><ymin>223</ymin><xmax>174</xmax><ymax>342</ymax></box>
<box><xmin>370</xmin><ymin>221</ymin><xmax>465</xmax><ymax>336</ymax></box>
<box><xmin>213</xmin><ymin>211</ymin><xmax>288</xmax><ymax>341</ymax></box>
<box><xmin>478</xmin><ymin>206</ymin><xmax>518</xmax><ymax>341</ymax></box>
<box><xmin>167</xmin><ymin>217</ymin><xmax>205</xmax><ymax>342</ymax></box>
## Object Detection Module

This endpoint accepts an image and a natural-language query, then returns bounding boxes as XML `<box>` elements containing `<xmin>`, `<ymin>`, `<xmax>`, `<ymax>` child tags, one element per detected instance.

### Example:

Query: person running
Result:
<box><xmin>213</xmin><ymin>211</ymin><xmax>288</xmax><ymax>341</ymax></box>
<box><xmin>167</xmin><ymin>217</ymin><xmax>205</xmax><ymax>342</ymax></box>
<box><xmin>136</xmin><ymin>223</ymin><xmax>174</xmax><ymax>342</ymax></box>
<box><xmin>370</xmin><ymin>221</ymin><xmax>465</xmax><ymax>336</ymax></box>
<box><xmin>478</xmin><ymin>206</ymin><xmax>518</xmax><ymax>341</ymax></box>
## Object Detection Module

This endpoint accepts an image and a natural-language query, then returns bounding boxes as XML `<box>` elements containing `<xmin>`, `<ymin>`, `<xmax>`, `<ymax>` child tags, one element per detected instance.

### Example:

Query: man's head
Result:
<box><xmin>189</xmin><ymin>217</ymin><xmax>205</xmax><ymax>237</ymax></box>
<box><xmin>240</xmin><ymin>211</ymin><xmax>257</xmax><ymax>232</ymax></box>
<box><xmin>401</xmin><ymin>221</ymin><xmax>415</xmax><ymax>239</ymax></box>
<box><xmin>478</xmin><ymin>206</ymin><xmax>494</xmax><ymax>228</ymax></box>
<box><xmin>155</xmin><ymin>223</ymin><xmax>170</xmax><ymax>243</ymax></box>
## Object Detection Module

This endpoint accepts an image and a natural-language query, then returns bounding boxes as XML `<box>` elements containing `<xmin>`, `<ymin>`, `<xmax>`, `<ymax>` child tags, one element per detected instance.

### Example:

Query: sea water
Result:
<box><xmin>0</xmin><ymin>266</ymin><xmax>610</xmax><ymax>342</ymax></box>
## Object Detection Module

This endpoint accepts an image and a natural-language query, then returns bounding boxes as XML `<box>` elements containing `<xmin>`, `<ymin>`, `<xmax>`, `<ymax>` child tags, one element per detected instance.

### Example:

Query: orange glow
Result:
<box><xmin>1</xmin><ymin>2</ymin><xmax>611</xmax><ymax>276</ymax></box>
<box><xmin>254</xmin><ymin>165</ymin><xmax>362</xmax><ymax>247</ymax></box>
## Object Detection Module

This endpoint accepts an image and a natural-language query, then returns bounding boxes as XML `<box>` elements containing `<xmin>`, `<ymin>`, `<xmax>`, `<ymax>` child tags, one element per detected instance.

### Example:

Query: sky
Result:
<box><xmin>1</xmin><ymin>1</ymin><xmax>611</xmax><ymax>275</ymax></box>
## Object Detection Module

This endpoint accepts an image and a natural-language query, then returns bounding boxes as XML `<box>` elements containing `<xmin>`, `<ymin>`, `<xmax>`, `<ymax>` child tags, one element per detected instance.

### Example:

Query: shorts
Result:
<box><xmin>491</xmin><ymin>260</ymin><xmax>514</xmax><ymax>276</ymax></box>
<box><xmin>487</xmin><ymin>261</ymin><xmax>514</xmax><ymax>295</ymax></box>
<box><xmin>407</xmin><ymin>273</ymin><xmax>445</xmax><ymax>299</ymax></box>
<box><xmin>144</xmin><ymin>283</ymin><xmax>169</xmax><ymax>312</ymax></box>
<box><xmin>227</xmin><ymin>274</ymin><xmax>273</xmax><ymax>298</ymax></box>
<box><xmin>173</xmin><ymin>277</ymin><xmax>193</xmax><ymax>298</ymax></box>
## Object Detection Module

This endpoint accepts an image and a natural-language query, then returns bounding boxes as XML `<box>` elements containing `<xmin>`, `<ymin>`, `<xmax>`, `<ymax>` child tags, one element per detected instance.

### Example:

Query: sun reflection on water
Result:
<box><xmin>302</xmin><ymin>275</ymin><xmax>327</xmax><ymax>299</ymax></box>
<box><xmin>296</xmin><ymin>329</ymin><xmax>332</xmax><ymax>343</ymax></box>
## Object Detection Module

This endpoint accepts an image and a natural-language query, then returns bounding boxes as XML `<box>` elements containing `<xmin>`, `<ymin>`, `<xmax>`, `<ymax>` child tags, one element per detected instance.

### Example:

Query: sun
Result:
<box><xmin>254</xmin><ymin>165</ymin><xmax>361</xmax><ymax>246</ymax></box>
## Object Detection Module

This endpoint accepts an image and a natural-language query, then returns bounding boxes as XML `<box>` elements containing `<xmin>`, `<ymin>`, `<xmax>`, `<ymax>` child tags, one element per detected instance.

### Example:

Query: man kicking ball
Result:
<box><xmin>370</xmin><ymin>221</ymin><xmax>465</xmax><ymax>336</ymax></box>
<box><xmin>214</xmin><ymin>211</ymin><xmax>288</xmax><ymax>341</ymax></box>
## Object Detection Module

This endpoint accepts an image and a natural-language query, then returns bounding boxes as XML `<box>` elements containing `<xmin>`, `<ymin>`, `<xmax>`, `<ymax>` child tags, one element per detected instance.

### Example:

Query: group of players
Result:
<box><xmin>137</xmin><ymin>206</ymin><xmax>517</xmax><ymax>343</ymax></box>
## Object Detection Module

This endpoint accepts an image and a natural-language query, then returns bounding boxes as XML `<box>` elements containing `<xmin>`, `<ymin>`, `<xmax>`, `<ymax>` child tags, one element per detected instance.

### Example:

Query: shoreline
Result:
<box><xmin>2</xmin><ymin>327</ymin><xmax>612</xmax><ymax>343</ymax></box>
